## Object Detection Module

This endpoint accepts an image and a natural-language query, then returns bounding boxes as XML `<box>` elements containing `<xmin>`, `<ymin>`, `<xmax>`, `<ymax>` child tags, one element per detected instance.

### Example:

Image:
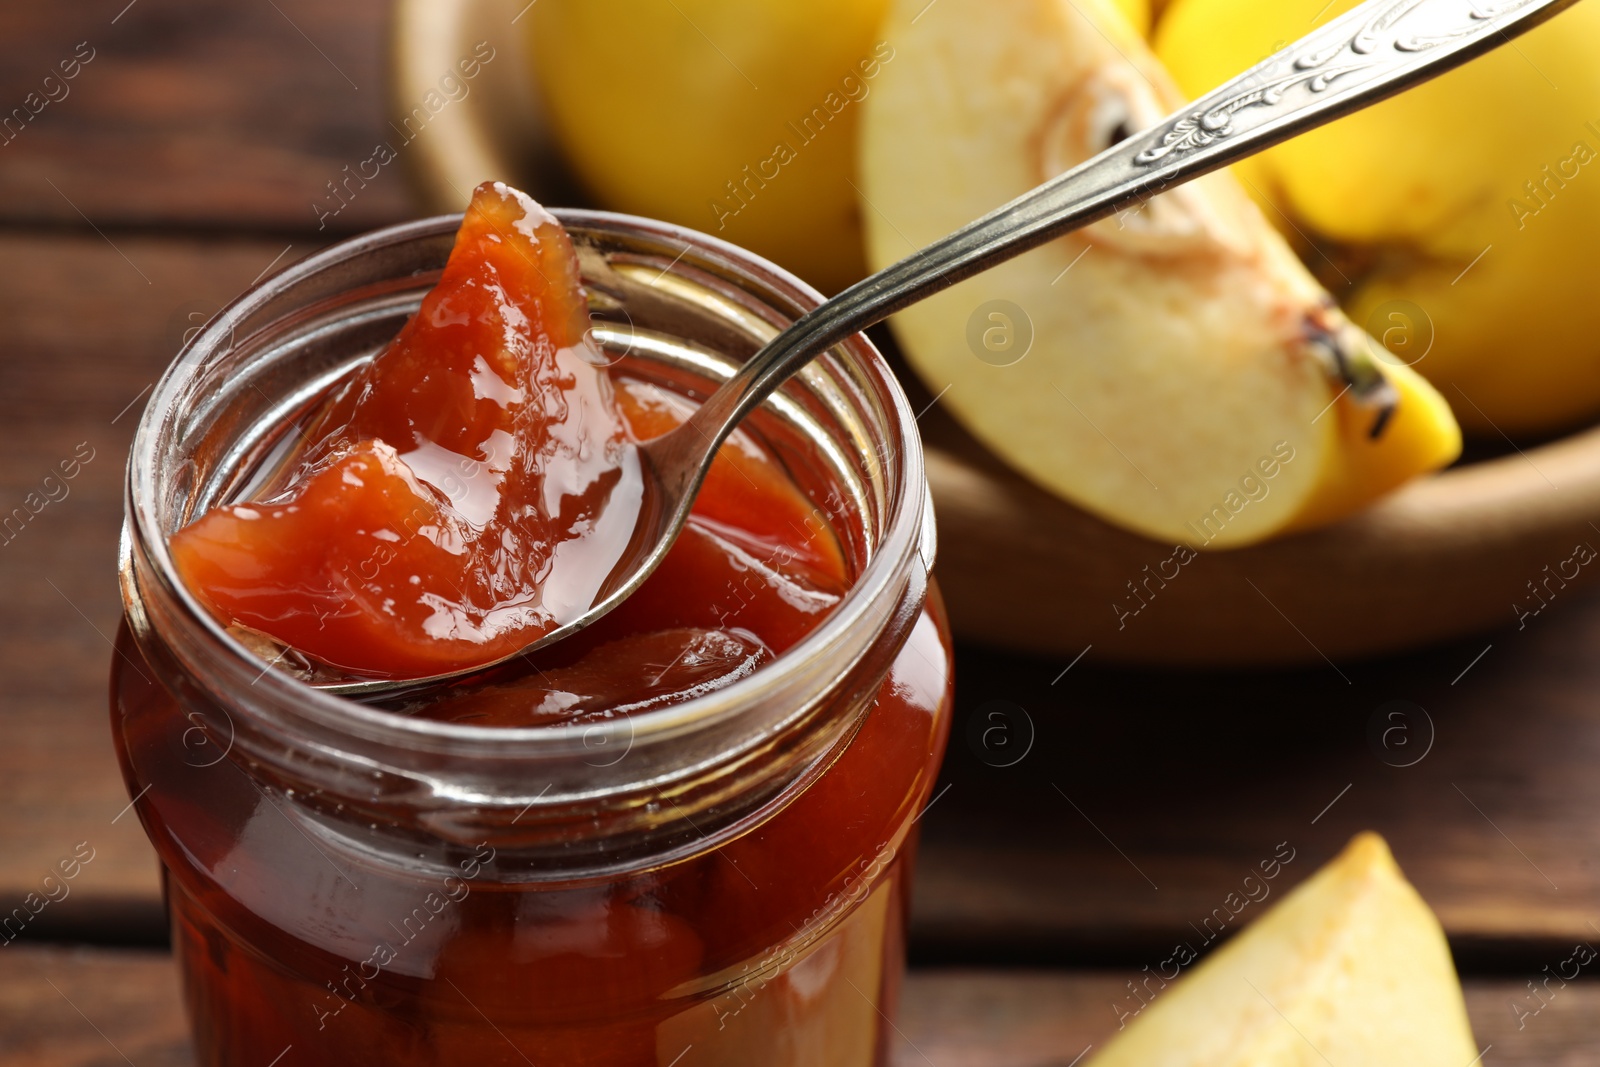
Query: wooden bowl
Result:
<box><xmin>391</xmin><ymin>0</ymin><xmax>1600</xmax><ymax>668</ymax></box>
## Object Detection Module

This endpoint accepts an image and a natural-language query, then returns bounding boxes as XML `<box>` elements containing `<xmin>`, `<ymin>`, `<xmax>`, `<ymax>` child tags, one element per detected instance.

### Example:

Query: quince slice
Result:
<box><xmin>859</xmin><ymin>0</ymin><xmax>1460</xmax><ymax>546</ymax></box>
<box><xmin>1090</xmin><ymin>833</ymin><xmax>1477</xmax><ymax>1066</ymax></box>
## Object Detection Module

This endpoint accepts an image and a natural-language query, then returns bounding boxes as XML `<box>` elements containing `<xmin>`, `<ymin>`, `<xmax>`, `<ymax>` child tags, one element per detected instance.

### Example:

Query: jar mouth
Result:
<box><xmin>124</xmin><ymin>209</ymin><xmax>932</xmax><ymax>768</ymax></box>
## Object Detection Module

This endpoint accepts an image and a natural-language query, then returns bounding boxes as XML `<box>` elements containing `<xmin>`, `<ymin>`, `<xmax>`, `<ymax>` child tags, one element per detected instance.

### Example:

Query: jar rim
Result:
<box><xmin>124</xmin><ymin>207</ymin><xmax>932</xmax><ymax>765</ymax></box>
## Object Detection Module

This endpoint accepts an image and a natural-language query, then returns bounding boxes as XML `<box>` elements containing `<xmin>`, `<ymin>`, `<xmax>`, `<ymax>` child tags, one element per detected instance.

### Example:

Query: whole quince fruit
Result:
<box><xmin>1156</xmin><ymin>0</ymin><xmax>1600</xmax><ymax>436</ymax></box>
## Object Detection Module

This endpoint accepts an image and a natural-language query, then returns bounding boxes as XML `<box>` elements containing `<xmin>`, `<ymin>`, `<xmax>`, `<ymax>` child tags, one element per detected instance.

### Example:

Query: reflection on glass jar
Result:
<box><xmin>112</xmin><ymin>209</ymin><xmax>953</xmax><ymax>1066</ymax></box>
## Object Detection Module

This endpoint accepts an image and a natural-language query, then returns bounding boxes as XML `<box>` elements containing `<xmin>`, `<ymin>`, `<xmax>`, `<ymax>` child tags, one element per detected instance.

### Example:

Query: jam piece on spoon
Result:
<box><xmin>171</xmin><ymin>182</ymin><xmax>640</xmax><ymax>679</ymax></box>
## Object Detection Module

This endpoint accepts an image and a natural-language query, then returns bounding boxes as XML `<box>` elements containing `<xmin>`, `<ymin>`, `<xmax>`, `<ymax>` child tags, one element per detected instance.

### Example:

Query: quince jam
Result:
<box><xmin>170</xmin><ymin>182</ymin><xmax>644</xmax><ymax>680</ymax></box>
<box><xmin>115</xmin><ymin>184</ymin><xmax>954</xmax><ymax>1064</ymax></box>
<box><xmin>169</xmin><ymin>182</ymin><xmax>849</xmax><ymax>709</ymax></box>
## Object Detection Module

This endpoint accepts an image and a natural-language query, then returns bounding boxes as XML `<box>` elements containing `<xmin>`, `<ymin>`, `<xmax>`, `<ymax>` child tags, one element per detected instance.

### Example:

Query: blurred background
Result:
<box><xmin>2</xmin><ymin>0</ymin><xmax>1599</xmax><ymax>1061</ymax></box>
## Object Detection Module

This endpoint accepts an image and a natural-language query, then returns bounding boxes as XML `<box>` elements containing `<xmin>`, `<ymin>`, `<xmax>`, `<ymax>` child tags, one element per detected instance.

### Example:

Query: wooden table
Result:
<box><xmin>1</xmin><ymin>1</ymin><xmax>1596</xmax><ymax>1062</ymax></box>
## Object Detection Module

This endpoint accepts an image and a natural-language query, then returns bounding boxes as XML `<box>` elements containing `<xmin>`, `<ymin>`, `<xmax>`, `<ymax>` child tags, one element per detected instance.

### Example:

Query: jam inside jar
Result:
<box><xmin>113</xmin><ymin>208</ymin><xmax>953</xmax><ymax>1066</ymax></box>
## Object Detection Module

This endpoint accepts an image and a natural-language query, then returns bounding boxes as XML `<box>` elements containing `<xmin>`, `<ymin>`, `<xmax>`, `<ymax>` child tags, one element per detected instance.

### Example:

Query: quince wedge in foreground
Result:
<box><xmin>859</xmin><ymin>0</ymin><xmax>1460</xmax><ymax>547</ymax></box>
<box><xmin>1089</xmin><ymin>833</ymin><xmax>1477</xmax><ymax>1067</ymax></box>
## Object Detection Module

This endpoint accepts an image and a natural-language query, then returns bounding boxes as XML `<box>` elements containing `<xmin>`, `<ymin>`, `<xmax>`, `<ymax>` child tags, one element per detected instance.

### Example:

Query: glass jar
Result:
<box><xmin>112</xmin><ymin>209</ymin><xmax>952</xmax><ymax>1066</ymax></box>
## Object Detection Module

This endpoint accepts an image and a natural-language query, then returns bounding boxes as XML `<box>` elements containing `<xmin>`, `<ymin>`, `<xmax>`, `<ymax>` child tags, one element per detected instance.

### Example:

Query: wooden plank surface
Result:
<box><xmin>2</xmin><ymin>947</ymin><xmax>1592</xmax><ymax>1066</ymax></box>
<box><xmin>912</xmin><ymin>596</ymin><xmax>1600</xmax><ymax>967</ymax></box>
<box><xmin>0</xmin><ymin>0</ymin><xmax>410</xmax><ymax>233</ymax></box>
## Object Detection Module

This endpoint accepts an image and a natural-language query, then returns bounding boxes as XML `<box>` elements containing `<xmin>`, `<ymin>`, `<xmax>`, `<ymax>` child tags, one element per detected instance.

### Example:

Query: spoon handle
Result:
<box><xmin>678</xmin><ymin>0</ymin><xmax>1580</xmax><ymax>445</ymax></box>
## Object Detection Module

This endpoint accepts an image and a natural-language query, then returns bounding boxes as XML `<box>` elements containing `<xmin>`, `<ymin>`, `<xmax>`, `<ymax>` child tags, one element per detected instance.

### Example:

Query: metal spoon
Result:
<box><xmin>324</xmin><ymin>0</ymin><xmax>1580</xmax><ymax>696</ymax></box>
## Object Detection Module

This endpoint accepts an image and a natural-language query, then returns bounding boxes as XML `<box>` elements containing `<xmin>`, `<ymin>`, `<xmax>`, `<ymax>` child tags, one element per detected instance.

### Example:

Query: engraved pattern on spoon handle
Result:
<box><xmin>1135</xmin><ymin>0</ymin><xmax>1551</xmax><ymax>164</ymax></box>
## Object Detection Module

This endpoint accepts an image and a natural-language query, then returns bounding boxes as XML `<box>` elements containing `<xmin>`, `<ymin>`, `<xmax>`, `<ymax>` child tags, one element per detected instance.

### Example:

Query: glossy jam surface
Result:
<box><xmin>170</xmin><ymin>182</ymin><xmax>858</xmax><ymax>726</ymax></box>
<box><xmin>420</xmin><ymin>375</ymin><xmax>851</xmax><ymax>726</ymax></box>
<box><xmin>171</xmin><ymin>182</ymin><xmax>641</xmax><ymax>679</ymax></box>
